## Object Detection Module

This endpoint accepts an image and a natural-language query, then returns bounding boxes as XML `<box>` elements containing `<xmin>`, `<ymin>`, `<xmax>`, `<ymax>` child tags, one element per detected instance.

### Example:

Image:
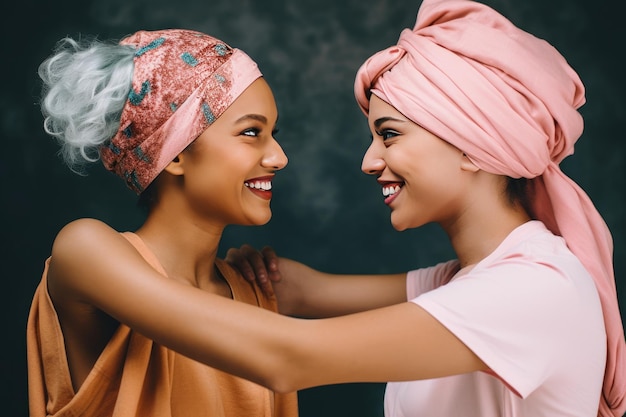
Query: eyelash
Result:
<box><xmin>242</xmin><ymin>128</ymin><xmax>261</xmax><ymax>137</ymax></box>
<box><xmin>241</xmin><ymin>127</ymin><xmax>280</xmax><ymax>137</ymax></box>
<box><xmin>376</xmin><ymin>129</ymin><xmax>399</xmax><ymax>141</ymax></box>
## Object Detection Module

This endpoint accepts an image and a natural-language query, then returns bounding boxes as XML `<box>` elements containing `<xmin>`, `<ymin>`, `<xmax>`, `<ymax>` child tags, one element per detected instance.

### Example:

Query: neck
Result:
<box><xmin>442</xmin><ymin>171</ymin><xmax>530</xmax><ymax>268</ymax></box>
<box><xmin>439</xmin><ymin>169</ymin><xmax>532</xmax><ymax>269</ymax></box>
<box><xmin>134</xmin><ymin>203</ymin><xmax>227</xmax><ymax>293</ymax></box>
<box><xmin>443</xmin><ymin>199</ymin><xmax>530</xmax><ymax>270</ymax></box>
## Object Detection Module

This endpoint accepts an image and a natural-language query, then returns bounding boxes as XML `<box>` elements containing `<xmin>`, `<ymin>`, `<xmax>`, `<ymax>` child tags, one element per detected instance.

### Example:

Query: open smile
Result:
<box><xmin>381</xmin><ymin>182</ymin><xmax>404</xmax><ymax>205</ymax></box>
<box><xmin>245</xmin><ymin>176</ymin><xmax>274</xmax><ymax>200</ymax></box>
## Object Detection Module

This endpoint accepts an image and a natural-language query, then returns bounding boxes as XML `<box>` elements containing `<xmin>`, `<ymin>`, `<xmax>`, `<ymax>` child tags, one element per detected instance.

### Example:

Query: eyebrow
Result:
<box><xmin>374</xmin><ymin>116</ymin><xmax>405</xmax><ymax>130</ymax></box>
<box><xmin>235</xmin><ymin>114</ymin><xmax>270</xmax><ymax>124</ymax></box>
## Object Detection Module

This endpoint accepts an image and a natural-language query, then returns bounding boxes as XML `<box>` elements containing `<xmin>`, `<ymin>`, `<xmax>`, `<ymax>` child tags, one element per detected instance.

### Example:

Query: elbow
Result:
<box><xmin>260</xmin><ymin>373</ymin><xmax>302</xmax><ymax>394</ymax></box>
<box><xmin>254</xmin><ymin>350</ymin><xmax>310</xmax><ymax>394</ymax></box>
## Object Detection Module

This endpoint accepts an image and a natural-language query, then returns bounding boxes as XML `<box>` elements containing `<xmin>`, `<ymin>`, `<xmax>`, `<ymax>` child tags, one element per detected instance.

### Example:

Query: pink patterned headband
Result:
<box><xmin>354</xmin><ymin>0</ymin><xmax>624</xmax><ymax>414</ymax></box>
<box><xmin>100</xmin><ymin>29</ymin><xmax>262</xmax><ymax>193</ymax></box>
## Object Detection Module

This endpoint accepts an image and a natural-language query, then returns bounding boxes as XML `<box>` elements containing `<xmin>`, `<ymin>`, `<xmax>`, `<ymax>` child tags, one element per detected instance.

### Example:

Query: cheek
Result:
<box><xmin>387</xmin><ymin>150</ymin><xmax>423</xmax><ymax>181</ymax></box>
<box><xmin>189</xmin><ymin>146</ymin><xmax>245</xmax><ymax>180</ymax></box>
<box><xmin>395</xmin><ymin>153</ymin><xmax>462</xmax><ymax>205</ymax></box>
<box><xmin>182</xmin><ymin>155</ymin><xmax>235</xmax><ymax>205</ymax></box>
<box><xmin>399</xmin><ymin>142</ymin><xmax>459</xmax><ymax>180</ymax></box>
<box><xmin>187</xmin><ymin>157</ymin><xmax>221</xmax><ymax>186</ymax></box>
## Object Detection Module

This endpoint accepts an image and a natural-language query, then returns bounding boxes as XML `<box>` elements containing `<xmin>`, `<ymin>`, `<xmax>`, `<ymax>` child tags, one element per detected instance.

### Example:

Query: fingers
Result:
<box><xmin>260</xmin><ymin>246</ymin><xmax>281</xmax><ymax>281</ymax></box>
<box><xmin>225</xmin><ymin>245</ymin><xmax>257</xmax><ymax>283</ymax></box>
<box><xmin>225</xmin><ymin>244</ymin><xmax>278</xmax><ymax>297</ymax></box>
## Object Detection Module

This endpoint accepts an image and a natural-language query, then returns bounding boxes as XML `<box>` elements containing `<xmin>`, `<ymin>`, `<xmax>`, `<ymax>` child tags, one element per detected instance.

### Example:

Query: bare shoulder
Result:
<box><xmin>52</xmin><ymin>218</ymin><xmax>120</xmax><ymax>255</ymax></box>
<box><xmin>48</xmin><ymin>218</ymin><xmax>131</xmax><ymax>303</ymax></box>
<box><xmin>47</xmin><ymin>219</ymin><xmax>133</xmax><ymax>390</ymax></box>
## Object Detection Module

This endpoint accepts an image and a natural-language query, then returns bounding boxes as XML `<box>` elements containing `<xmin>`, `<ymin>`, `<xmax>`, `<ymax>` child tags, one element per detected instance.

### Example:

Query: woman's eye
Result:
<box><xmin>377</xmin><ymin>129</ymin><xmax>399</xmax><ymax>141</ymax></box>
<box><xmin>242</xmin><ymin>128</ymin><xmax>260</xmax><ymax>137</ymax></box>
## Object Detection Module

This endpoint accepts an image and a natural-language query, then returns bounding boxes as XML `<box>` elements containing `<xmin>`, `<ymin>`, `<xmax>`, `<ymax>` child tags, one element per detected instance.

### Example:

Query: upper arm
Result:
<box><xmin>48</xmin><ymin>219</ymin><xmax>159</xmax><ymax>311</ymax></box>
<box><xmin>274</xmin><ymin>257</ymin><xmax>408</xmax><ymax>318</ymax></box>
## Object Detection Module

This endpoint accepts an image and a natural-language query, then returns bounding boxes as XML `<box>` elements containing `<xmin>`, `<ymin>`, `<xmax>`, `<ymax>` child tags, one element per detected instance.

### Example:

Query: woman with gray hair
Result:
<box><xmin>28</xmin><ymin>28</ymin><xmax>297</xmax><ymax>417</ymax></box>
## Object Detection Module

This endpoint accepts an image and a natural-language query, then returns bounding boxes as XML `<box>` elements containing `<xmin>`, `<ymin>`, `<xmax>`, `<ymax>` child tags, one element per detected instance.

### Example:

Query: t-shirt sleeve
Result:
<box><xmin>411</xmin><ymin>258</ymin><xmax>578</xmax><ymax>398</ymax></box>
<box><xmin>406</xmin><ymin>260</ymin><xmax>460</xmax><ymax>298</ymax></box>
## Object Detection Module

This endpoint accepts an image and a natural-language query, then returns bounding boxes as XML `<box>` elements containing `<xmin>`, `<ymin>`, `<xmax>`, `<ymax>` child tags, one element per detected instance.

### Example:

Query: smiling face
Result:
<box><xmin>177</xmin><ymin>77</ymin><xmax>287</xmax><ymax>227</ymax></box>
<box><xmin>361</xmin><ymin>94</ymin><xmax>473</xmax><ymax>231</ymax></box>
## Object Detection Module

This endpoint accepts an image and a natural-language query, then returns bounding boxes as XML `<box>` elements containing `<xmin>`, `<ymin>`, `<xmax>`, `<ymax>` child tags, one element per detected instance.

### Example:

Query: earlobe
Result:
<box><xmin>163</xmin><ymin>154</ymin><xmax>185</xmax><ymax>176</ymax></box>
<box><xmin>460</xmin><ymin>153</ymin><xmax>480</xmax><ymax>173</ymax></box>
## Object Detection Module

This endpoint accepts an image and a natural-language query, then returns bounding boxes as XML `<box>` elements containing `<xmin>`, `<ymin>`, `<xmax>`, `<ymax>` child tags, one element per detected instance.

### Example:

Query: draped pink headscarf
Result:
<box><xmin>354</xmin><ymin>0</ymin><xmax>625</xmax><ymax>414</ymax></box>
<box><xmin>100</xmin><ymin>29</ymin><xmax>262</xmax><ymax>194</ymax></box>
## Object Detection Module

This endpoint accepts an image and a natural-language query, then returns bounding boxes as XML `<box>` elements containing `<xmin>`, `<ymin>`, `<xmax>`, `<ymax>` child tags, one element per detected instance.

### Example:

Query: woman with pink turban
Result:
<box><xmin>27</xmin><ymin>29</ymin><xmax>298</xmax><ymax>417</ymax></box>
<box><xmin>223</xmin><ymin>0</ymin><xmax>625</xmax><ymax>415</ymax></box>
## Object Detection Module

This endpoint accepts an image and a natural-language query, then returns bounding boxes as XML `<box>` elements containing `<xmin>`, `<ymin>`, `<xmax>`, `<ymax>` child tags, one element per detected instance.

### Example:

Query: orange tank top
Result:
<box><xmin>27</xmin><ymin>232</ymin><xmax>298</xmax><ymax>417</ymax></box>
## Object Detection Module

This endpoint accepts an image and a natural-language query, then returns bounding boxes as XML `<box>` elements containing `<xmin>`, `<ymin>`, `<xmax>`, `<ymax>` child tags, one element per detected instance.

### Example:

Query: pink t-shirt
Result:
<box><xmin>385</xmin><ymin>221</ymin><xmax>606</xmax><ymax>416</ymax></box>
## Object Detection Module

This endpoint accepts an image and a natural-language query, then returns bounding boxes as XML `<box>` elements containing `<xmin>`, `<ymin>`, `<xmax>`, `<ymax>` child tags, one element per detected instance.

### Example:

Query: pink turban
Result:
<box><xmin>100</xmin><ymin>29</ymin><xmax>262</xmax><ymax>193</ymax></box>
<box><xmin>354</xmin><ymin>0</ymin><xmax>625</xmax><ymax>414</ymax></box>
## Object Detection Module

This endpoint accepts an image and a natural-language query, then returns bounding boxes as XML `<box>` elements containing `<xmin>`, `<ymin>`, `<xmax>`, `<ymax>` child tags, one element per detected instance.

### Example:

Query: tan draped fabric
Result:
<box><xmin>27</xmin><ymin>232</ymin><xmax>298</xmax><ymax>417</ymax></box>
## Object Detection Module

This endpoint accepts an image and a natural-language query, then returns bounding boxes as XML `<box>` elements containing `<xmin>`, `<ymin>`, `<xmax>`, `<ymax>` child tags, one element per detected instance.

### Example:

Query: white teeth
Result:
<box><xmin>245</xmin><ymin>181</ymin><xmax>272</xmax><ymax>191</ymax></box>
<box><xmin>382</xmin><ymin>185</ymin><xmax>401</xmax><ymax>197</ymax></box>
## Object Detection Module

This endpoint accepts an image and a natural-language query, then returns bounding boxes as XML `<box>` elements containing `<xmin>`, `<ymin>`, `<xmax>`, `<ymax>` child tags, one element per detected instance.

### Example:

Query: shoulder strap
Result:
<box><xmin>215</xmin><ymin>258</ymin><xmax>278</xmax><ymax>312</ymax></box>
<box><xmin>120</xmin><ymin>232</ymin><xmax>168</xmax><ymax>276</ymax></box>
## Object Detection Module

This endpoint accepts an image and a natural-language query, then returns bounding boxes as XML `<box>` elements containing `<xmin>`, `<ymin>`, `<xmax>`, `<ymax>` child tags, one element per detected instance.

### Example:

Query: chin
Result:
<box><xmin>390</xmin><ymin>219</ymin><xmax>407</xmax><ymax>232</ymax></box>
<box><xmin>245</xmin><ymin>211</ymin><xmax>272</xmax><ymax>226</ymax></box>
<box><xmin>390</xmin><ymin>212</ymin><xmax>420</xmax><ymax>232</ymax></box>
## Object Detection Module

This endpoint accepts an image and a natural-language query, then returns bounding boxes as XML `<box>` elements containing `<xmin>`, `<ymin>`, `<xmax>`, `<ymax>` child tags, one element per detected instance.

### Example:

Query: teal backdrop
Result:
<box><xmin>2</xmin><ymin>0</ymin><xmax>624</xmax><ymax>416</ymax></box>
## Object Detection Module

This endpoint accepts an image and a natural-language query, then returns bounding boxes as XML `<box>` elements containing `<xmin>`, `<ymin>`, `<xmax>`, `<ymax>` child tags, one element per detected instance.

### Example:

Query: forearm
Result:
<box><xmin>184</xmin><ymin>293</ymin><xmax>486</xmax><ymax>393</ymax></box>
<box><xmin>275</xmin><ymin>258</ymin><xmax>408</xmax><ymax>318</ymax></box>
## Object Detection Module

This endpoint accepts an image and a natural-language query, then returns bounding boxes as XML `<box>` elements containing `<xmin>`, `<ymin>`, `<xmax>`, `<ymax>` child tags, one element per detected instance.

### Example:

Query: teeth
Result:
<box><xmin>245</xmin><ymin>181</ymin><xmax>272</xmax><ymax>191</ymax></box>
<box><xmin>382</xmin><ymin>185</ymin><xmax>401</xmax><ymax>197</ymax></box>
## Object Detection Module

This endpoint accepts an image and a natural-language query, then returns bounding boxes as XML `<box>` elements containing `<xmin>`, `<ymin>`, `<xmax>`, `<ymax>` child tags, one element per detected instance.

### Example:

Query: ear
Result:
<box><xmin>460</xmin><ymin>152</ymin><xmax>480</xmax><ymax>173</ymax></box>
<box><xmin>163</xmin><ymin>153</ymin><xmax>185</xmax><ymax>176</ymax></box>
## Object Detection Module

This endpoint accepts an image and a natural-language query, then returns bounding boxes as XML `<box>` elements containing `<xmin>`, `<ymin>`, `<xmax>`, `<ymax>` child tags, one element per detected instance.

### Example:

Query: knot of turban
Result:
<box><xmin>100</xmin><ymin>29</ymin><xmax>262</xmax><ymax>194</ymax></box>
<box><xmin>354</xmin><ymin>0</ymin><xmax>625</xmax><ymax>414</ymax></box>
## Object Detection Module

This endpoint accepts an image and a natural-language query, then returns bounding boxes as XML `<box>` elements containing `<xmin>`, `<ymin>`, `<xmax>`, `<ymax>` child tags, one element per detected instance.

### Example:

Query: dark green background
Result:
<box><xmin>2</xmin><ymin>0</ymin><xmax>625</xmax><ymax>416</ymax></box>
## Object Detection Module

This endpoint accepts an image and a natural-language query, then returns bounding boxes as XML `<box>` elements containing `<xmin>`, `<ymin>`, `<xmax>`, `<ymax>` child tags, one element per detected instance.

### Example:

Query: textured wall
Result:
<box><xmin>2</xmin><ymin>0</ymin><xmax>624</xmax><ymax>415</ymax></box>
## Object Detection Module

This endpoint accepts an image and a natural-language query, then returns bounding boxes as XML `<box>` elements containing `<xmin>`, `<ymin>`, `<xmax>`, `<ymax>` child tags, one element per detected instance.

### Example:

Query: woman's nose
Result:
<box><xmin>262</xmin><ymin>136</ymin><xmax>288</xmax><ymax>170</ymax></box>
<box><xmin>361</xmin><ymin>142</ymin><xmax>385</xmax><ymax>175</ymax></box>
